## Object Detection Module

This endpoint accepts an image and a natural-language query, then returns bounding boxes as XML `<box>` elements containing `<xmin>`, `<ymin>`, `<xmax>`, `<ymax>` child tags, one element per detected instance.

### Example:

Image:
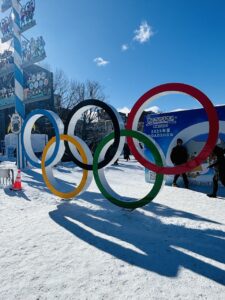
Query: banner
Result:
<box><xmin>144</xmin><ymin>105</ymin><xmax>225</xmax><ymax>186</ymax></box>
<box><xmin>0</xmin><ymin>68</ymin><xmax>52</xmax><ymax>109</ymax></box>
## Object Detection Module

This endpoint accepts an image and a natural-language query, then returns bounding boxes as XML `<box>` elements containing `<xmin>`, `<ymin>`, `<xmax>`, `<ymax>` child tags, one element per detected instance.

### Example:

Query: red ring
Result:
<box><xmin>126</xmin><ymin>83</ymin><xmax>219</xmax><ymax>175</ymax></box>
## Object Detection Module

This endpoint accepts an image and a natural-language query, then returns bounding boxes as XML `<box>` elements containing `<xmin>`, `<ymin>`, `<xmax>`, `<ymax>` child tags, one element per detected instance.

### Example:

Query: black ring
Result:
<box><xmin>64</xmin><ymin>99</ymin><xmax>122</xmax><ymax>170</ymax></box>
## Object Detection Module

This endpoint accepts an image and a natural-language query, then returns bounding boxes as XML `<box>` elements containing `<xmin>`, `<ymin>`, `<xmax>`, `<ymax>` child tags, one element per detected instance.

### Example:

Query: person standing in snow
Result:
<box><xmin>170</xmin><ymin>138</ymin><xmax>189</xmax><ymax>188</ymax></box>
<box><xmin>105</xmin><ymin>143</ymin><xmax>119</xmax><ymax>165</ymax></box>
<box><xmin>207</xmin><ymin>145</ymin><xmax>225</xmax><ymax>198</ymax></box>
<box><xmin>123</xmin><ymin>143</ymin><xmax>130</xmax><ymax>161</ymax></box>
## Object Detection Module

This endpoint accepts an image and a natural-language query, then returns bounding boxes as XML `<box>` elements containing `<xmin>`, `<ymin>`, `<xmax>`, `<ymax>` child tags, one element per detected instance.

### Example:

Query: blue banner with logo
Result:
<box><xmin>144</xmin><ymin>105</ymin><xmax>225</xmax><ymax>186</ymax></box>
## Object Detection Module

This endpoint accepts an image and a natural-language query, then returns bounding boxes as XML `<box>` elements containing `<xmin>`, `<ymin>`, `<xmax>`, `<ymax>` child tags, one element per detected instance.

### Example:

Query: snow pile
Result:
<box><xmin>0</xmin><ymin>158</ymin><xmax>225</xmax><ymax>299</ymax></box>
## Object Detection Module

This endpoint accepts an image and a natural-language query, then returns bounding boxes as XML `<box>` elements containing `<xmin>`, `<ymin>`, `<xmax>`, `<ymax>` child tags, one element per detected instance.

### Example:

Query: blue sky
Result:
<box><xmin>4</xmin><ymin>0</ymin><xmax>225</xmax><ymax>112</ymax></box>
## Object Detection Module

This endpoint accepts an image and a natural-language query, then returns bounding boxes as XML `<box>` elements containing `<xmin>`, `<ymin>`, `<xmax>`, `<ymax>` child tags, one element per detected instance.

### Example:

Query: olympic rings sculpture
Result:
<box><xmin>21</xmin><ymin>83</ymin><xmax>219</xmax><ymax>209</ymax></box>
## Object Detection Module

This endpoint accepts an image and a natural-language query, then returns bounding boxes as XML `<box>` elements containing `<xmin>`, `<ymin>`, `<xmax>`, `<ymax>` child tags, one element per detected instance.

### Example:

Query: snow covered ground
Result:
<box><xmin>0</xmin><ymin>158</ymin><xmax>225</xmax><ymax>299</ymax></box>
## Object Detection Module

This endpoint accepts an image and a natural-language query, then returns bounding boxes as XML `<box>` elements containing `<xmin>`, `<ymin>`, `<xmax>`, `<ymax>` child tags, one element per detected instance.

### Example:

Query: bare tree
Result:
<box><xmin>53</xmin><ymin>69</ymin><xmax>107</xmax><ymax>143</ymax></box>
<box><xmin>53</xmin><ymin>69</ymin><xmax>70</xmax><ymax>119</ymax></box>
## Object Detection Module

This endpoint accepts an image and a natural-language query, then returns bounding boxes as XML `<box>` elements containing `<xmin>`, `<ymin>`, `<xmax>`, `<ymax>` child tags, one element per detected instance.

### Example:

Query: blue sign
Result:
<box><xmin>144</xmin><ymin>105</ymin><xmax>225</xmax><ymax>185</ymax></box>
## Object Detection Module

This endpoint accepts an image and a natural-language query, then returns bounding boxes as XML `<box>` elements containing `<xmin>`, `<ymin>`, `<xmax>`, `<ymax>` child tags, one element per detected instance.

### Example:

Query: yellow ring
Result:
<box><xmin>41</xmin><ymin>134</ymin><xmax>88</xmax><ymax>199</ymax></box>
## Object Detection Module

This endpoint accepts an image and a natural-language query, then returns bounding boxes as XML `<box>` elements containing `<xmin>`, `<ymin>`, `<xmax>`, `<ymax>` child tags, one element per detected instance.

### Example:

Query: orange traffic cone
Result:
<box><xmin>11</xmin><ymin>169</ymin><xmax>23</xmax><ymax>191</ymax></box>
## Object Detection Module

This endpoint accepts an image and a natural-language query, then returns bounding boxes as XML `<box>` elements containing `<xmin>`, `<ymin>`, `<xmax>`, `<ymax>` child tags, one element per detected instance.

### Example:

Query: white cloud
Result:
<box><xmin>145</xmin><ymin>106</ymin><xmax>160</xmax><ymax>113</ymax></box>
<box><xmin>93</xmin><ymin>57</ymin><xmax>109</xmax><ymax>67</ymax></box>
<box><xmin>121</xmin><ymin>44</ymin><xmax>129</xmax><ymax>51</ymax></box>
<box><xmin>134</xmin><ymin>21</ymin><xmax>154</xmax><ymax>43</ymax></box>
<box><xmin>117</xmin><ymin>107</ymin><xmax>130</xmax><ymax>115</ymax></box>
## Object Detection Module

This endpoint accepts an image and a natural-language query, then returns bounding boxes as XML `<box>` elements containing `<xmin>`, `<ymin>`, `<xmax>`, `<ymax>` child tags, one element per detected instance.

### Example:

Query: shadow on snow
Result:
<box><xmin>49</xmin><ymin>193</ymin><xmax>225</xmax><ymax>285</ymax></box>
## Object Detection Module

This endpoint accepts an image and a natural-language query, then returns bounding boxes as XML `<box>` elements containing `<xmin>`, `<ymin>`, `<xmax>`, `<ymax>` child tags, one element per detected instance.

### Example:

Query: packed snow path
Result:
<box><xmin>0</xmin><ymin>159</ymin><xmax>225</xmax><ymax>299</ymax></box>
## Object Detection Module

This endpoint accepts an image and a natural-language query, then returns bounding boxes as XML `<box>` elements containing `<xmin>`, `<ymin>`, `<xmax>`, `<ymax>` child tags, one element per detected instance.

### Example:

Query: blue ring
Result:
<box><xmin>21</xmin><ymin>109</ymin><xmax>61</xmax><ymax>168</ymax></box>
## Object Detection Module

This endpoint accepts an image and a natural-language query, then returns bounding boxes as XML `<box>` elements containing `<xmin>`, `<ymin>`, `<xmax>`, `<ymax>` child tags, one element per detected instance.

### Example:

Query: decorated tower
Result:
<box><xmin>0</xmin><ymin>0</ymin><xmax>46</xmax><ymax>168</ymax></box>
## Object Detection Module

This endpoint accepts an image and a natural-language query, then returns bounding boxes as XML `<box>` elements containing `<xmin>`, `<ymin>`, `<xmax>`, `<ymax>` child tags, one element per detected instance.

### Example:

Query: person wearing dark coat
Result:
<box><xmin>123</xmin><ymin>143</ymin><xmax>130</xmax><ymax>161</ymax></box>
<box><xmin>207</xmin><ymin>145</ymin><xmax>225</xmax><ymax>198</ymax></box>
<box><xmin>170</xmin><ymin>138</ymin><xmax>189</xmax><ymax>188</ymax></box>
<box><xmin>105</xmin><ymin>143</ymin><xmax>119</xmax><ymax>165</ymax></box>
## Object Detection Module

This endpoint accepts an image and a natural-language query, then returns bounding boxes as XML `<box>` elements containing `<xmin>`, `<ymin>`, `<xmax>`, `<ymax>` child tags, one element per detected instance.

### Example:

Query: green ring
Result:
<box><xmin>93</xmin><ymin>129</ymin><xmax>164</xmax><ymax>209</ymax></box>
